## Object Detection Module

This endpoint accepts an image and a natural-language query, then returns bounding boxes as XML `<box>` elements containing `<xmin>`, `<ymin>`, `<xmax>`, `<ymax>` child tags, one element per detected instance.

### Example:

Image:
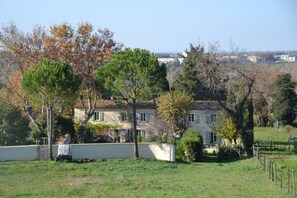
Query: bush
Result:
<box><xmin>169</xmin><ymin>138</ymin><xmax>185</xmax><ymax>161</ymax></box>
<box><xmin>284</xmin><ymin>125</ymin><xmax>294</xmax><ymax>133</ymax></box>
<box><xmin>182</xmin><ymin>130</ymin><xmax>203</xmax><ymax>162</ymax></box>
<box><xmin>218</xmin><ymin>145</ymin><xmax>242</xmax><ymax>161</ymax></box>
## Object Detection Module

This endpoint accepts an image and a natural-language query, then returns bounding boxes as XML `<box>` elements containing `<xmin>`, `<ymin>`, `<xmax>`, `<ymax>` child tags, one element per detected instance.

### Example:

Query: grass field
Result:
<box><xmin>254</xmin><ymin>127</ymin><xmax>297</xmax><ymax>142</ymax></box>
<box><xmin>0</xmin><ymin>158</ymin><xmax>292</xmax><ymax>198</ymax></box>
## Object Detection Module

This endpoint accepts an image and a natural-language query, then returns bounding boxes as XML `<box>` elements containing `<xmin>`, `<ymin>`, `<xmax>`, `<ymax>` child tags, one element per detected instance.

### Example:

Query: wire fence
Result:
<box><xmin>253</xmin><ymin>143</ymin><xmax>296</xmax><ymax>197</ymax></box>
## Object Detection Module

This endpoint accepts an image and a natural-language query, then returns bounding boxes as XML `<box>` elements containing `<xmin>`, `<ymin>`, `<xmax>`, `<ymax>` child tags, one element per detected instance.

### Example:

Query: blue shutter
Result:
<box><xmin>206</xmin><ymin>115</ymin><xmax>211</xmax><ymax>124</ymax></box>
<box><xmin>118</xmin><ymin>112</ymin><xmax>122</xmax><ymax>122</ymax></box>
<box><xmin>99</xmin><ymin>112</ymin><xmax>104</xmax><ymax>121</ymax></box>
<box><xmin>195</xmin><ymin>114</ymin><xmax>200</xmax><ymax>123</ymax></box>
<box><xmin>146</xmin><ymin>113</ymin><xmax>150</xmax><ymax>122</ymax></box>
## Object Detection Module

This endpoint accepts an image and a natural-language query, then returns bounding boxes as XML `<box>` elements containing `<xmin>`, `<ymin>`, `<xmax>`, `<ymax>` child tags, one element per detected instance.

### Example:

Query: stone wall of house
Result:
<box><xmin>0</xmin><ymin>143</ymin><xmax>175</xmax><ymax>162</ymax></box>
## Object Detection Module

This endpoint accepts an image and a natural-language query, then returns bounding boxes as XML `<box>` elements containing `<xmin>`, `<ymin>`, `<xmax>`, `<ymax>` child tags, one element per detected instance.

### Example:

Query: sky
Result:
<box><xmin>0</xmin><ymin>0</ymin><xmax>296</xmax><ymax>53</ymax></box>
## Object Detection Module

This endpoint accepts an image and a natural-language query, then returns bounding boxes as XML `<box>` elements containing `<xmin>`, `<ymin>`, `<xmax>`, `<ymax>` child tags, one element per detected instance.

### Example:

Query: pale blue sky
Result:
<box><xmin>0</xmin><ymin>0</ymin><xmax>296</xmax><ymax>52</ymax></box>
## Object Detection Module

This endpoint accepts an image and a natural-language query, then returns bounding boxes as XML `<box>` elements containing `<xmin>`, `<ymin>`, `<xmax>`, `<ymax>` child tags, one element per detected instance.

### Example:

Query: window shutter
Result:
<box><xmin>195</xmin><ymin>114</ymin><xmax>200</xmax><ymax>123</ymax></box>
<box><xmin>92</xmin><ymin>113</ymin><xmax>95</xmax><ymax>121</ymax></box>
<box><xmin>136</xmin><ymin>113</ymin><xmax>140</xmax><ymax>121</ymax></box>
<box><xmin>206</xmin><ymin>132</ymin><xmax>211</xmax><ymax>144</ymax></box>
<box><xmin>146</xmin><ymin>113</ymin><xmax>150</xmax><ymax>122</ymax></box>
<box><xmin>118</xmin><ymin>112</ymin><xmax>122</xmax><ymax>122</ymax></box>
<box><xmin>206</xmin><ymin>115</ymin><xmax>211</xmax><ymax>124</ymax></box>
<box><xmin>100</xmin><ymin>112</ymin><xmax>104</xmax><ymax>121</ymax></box>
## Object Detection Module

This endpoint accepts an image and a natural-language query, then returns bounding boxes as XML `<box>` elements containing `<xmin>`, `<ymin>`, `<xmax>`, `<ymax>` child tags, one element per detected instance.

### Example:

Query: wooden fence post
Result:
<box><xmin>275</xmin><ymin>163</ymin><xmax>277</xmax><ymax>185</ymax></box>
<box><xmin>269</xmin><ymin>161</ymin><xmax>272</xmax><ymax>179</ymax></box>
<box><xmin>280</xmin><ymin>167</ymin><xmax>283</xmax><ymax>188</ymax></box>
<box><xmin>288</xmin><ymin>169</ymin><xmax>290</xmax><ymax>193</ymax></box>
<box><xmin>270</xmin><ymin>140</ymin><xmax>272</xmax><ymax>152</ymax></box>
<box><xmin>272</xmin><ymin>161</ymin><xmax>274</xmax><ymax>182</ymax></box>
<box><xmin>293</xmin><ymin>169</ymin><xmax>296</xmax><ymax>196</ymax></box>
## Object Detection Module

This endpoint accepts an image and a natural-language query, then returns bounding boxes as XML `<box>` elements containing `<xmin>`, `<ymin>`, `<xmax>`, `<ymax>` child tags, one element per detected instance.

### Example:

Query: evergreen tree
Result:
<box><xmin>272</xmin><ymin>73</ymin><xmax>297</xmax><ymax>126</ymax></box>
<box><xmin>172</xmin><ymin>44</ymin><xmax>218</xmax><ymax>100</ymax></box>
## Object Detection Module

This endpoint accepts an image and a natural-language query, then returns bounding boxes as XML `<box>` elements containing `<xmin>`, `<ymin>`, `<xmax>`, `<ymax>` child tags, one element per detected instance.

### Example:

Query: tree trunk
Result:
<box><xmin>132</xmin><ymin>102</ymin><xmax>139</xmax><ymax>158</ymax></box>
<box><xmin>47</xmin><ymin>105</ymin><xmax>54</xmax><ymax>160</ymax></box>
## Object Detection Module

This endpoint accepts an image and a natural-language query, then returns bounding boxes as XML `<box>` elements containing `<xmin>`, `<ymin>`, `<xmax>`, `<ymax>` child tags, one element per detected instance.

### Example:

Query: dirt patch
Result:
<box><xmin>68</xmin><ymin>178</ymin><xmax>108</xmax><ymax>185</ymax></box>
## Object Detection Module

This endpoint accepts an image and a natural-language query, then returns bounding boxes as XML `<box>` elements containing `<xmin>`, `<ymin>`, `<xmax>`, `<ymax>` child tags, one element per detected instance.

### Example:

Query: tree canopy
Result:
<box><xmin>178</xmin><ymin>43</ymin><xmax>256</xmax><ymax>157</ymax></box>
<box><xmin>0</xmin><ymin>22</ymin><xmax>121</xmax><ymax>140</ymax></box>
<box><xmin>22</xmin><ymin>59</ymin><xmax>81</xmax><ymax>160</ymax></box>
<box><xmin>0</xmin><ymin>97</ymin><xmax>31</xmax><ymax>146</ymax></box>
<box><xmin>95</xmin><ymin>48</ymin><xmax>168</xmax><ymax>157</ymax></box>
<box><xmin>272</xmin><ymin>73</ymin><xmax>297</xmax><ymax>126</ymax></box>
<box><xmin>157</xmin><ymin>91</ymin><xmax>193</xmax><ymax>138</ymax></box>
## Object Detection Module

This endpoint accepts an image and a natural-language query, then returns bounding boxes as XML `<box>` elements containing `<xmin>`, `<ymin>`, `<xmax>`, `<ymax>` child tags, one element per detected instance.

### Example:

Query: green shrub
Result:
<box><xmin>169</xmin><ymin>138</ymin><xmax>185</xmax><ymax>160</ymax></box>
<box><xmin>218</xmin><ymin>145</ymin><xmax>242</xmax><ymax>161</ymax></box>
<box><xmin>182</xmin><ymin>130</ymin><xmax>203</xmax><ymax>162</ymax></box>
<box><xmin>284</xmin><ymin>125</ymin><xmax>294</xmax><ymax>133</ymax></box>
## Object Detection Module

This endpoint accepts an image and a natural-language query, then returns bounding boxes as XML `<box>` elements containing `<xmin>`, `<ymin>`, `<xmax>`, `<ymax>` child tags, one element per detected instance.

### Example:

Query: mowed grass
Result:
<box><xmin>0</xmin><ymin>158</ymin><xmax>292</xmax><ymax>198</ymax></box>
<box><xmin>254</xmin><ymin>127</ymin><xmax>297</xmax><ymax>141</ymax></box>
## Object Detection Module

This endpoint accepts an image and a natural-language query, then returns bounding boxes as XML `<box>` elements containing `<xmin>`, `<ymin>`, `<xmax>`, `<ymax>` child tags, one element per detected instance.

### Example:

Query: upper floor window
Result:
<box><xmin>118</xmin><ymin>112</ymin><xmax>127</xmax><ymax>122</ymax></box>
<box><xmin>188</xmin><ymin>114</ymin><xmax>195</xmax><ymax>122</ymax></box>
<box><xmin>137</xmin><ymin>112</ymin><xmax>150</xmax><ymax>122</ymax></box>
<box><xmin>140</xmin><ymin>113</ymin><xmax>146</xmax><ymax>122</ymax></box>
<box><xmin>94</xmin><ymin>111</ymin><xmax>104</xmax><ymax>121</ymax></box>
<box><xmin>206</xmin><ymin>114</ymin><xmax>216</xmax><ymax>124</ymax></box>
<box><xmin>211</xmin><ymin>114</ymin><xmax>216</xmax><ymax>123</ymax></box>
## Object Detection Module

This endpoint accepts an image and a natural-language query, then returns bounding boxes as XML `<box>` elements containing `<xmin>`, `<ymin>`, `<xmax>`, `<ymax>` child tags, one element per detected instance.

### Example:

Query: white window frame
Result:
<box><xmin>211</xmin><ymin>114</ymin><xmax>216</xmax><ymax>123</ymax></box>
<box><xmin>94</xmin><ymin>111</ymin><xmax>104</xmax><ymax>121</ymax></box>
<box><xmin>188</xmin><ymin>114</ymin><xmax>195</xmax><ymax>122</ymax></box>
<box><xmin>140</xmin><ymin>113</ymin><xmax>146</xmax><ymax>122</ymax></box>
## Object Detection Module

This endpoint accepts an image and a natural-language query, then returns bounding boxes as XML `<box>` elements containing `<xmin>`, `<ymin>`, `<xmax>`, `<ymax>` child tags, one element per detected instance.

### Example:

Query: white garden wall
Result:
<box><xmin>0</xmin><ymin>143</ymin><xmax>175</xmax><ymax>162</ymax></box>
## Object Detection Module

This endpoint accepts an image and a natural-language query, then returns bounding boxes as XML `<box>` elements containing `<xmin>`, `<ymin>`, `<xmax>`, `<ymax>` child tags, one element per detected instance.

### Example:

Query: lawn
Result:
<box><xmin>0</xmin><ymin>158</ymin><xmax>292</xmax><ymax>198</ymax></box>
<box><xmin>254</xmin><ymin>127</ymin><xmax>297</xmax><ymax>142</ymax></box>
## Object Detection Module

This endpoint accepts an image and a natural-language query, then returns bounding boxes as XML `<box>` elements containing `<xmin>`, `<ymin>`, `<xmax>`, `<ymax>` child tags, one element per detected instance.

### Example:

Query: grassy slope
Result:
<box><xmin>0</xmin><ymin>159</ymin><xmax>291</xmax><ymax>198</ymax></box>
<box><xmin>254</xmin><ymin>127</ymin><xmax>297</xmax><ymax>141</ymax></box>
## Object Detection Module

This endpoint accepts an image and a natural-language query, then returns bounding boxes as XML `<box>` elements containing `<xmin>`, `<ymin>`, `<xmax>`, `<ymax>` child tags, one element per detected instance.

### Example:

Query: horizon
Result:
<box><xmin>1</xmin><ymin>0</ymin><xmax>296</xmax><ymax>53</ymax></box>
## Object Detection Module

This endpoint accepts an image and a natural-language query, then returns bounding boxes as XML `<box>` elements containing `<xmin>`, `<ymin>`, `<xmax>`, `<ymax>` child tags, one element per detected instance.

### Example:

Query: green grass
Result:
<box><xmin>254</xmin><ymin>127</ymin><xmax>297</xmax><ymax>142</ymax></box>
<box><xmin>0</xmin><ymin>158</ymin><xmax>292</xmax><ymax>198</ymax></box>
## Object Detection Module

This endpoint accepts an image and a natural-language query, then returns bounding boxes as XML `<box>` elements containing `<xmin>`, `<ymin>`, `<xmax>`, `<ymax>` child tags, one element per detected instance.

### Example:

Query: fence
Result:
<box><xmin>0</xmin><ymin>143</ymin><xmax>175</xmax><ymax>162</ymax></box>
<box><xmin>254</xmin><ymin>140</ymin><xmax>297</xmax><ymax>155</ymax></box>
<box><xmin>253</xmin><ymin>143</ymin><xmax>296</xmax><ymax>197</ymax></box>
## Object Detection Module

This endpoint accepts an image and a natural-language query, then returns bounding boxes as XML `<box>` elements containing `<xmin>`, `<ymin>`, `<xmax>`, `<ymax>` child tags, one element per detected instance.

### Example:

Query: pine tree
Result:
<box><xmin>272</xmin><ymin>73</ymin><xmax>297</xmax><ymax>126</ymax></box>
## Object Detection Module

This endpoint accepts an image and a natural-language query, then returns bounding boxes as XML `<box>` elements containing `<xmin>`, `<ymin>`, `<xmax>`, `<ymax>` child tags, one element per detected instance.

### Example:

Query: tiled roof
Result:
<box><xmin>74</xmin><ymin>100</ymin><xmax>156</xmax><ymax>109</ymax></box>
<box><xmin>75</xmin><ymin>100</ymin><xmax>221</xmax><ymax>110</ymax></box>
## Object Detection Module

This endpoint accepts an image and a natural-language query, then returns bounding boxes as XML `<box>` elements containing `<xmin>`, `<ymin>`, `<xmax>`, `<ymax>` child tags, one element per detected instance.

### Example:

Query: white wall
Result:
<box><xmin>0</xmin><ymin>143</ymin><xmax>175</xmax><ymax>162</ymax></box>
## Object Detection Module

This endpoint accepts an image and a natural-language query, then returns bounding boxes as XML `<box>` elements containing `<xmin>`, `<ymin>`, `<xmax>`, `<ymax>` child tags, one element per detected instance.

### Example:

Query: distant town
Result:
<box><xmin>156</xmin><ymin>51</ymin><xmax>297</xmax><ymax>66</ymax></box>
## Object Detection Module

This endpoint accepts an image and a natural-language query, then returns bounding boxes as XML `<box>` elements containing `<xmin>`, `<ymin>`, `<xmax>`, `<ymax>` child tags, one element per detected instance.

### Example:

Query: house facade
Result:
<box><xmin>74</xmin><ymin>100</ymin><xmax>221</xmax><ymax>145</ymax></box>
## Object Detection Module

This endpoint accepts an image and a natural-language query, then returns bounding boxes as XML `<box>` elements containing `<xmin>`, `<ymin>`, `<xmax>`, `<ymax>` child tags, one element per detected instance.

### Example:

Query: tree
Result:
<box><xmin>0</xmin><ymin>22</ymin><xmax>121</xmax><ymax>142</ymax></box>
<box><xmin>272</xmin><ymin>73</ymin><xmax>297</xmax><ymax>126</ymax></box>
<box><xmin>181</xmin><ymin>43</ymin><xmax>256</xmax><ymax>157</ymax></box>
<box><xmin>95</xmin><ymin>48</ymin><xmax>168</xmax><ymax>158</ymax></box>
<box><xmin>0</xmin><ymin>97</ymin><xmax>31</xmax><ymax>145</ymax></box>
<box><xmin>22</xmin><ymin>59</ymin><xmax>81</xmax><ymax>160</ymax></box>
<box><xmin>157</xmin><ymin>91</ymin><xmax>193</xmax><ymax>138</ymax></box>
<box><xmin>172</xmin><ymin>44</ymin><xmax>219</xmax><ymax>100</ymax></box>
<box><xmin>212</xmin><ymin>112</ymin><xmax>238</xmax><ymax>144</ymax></box>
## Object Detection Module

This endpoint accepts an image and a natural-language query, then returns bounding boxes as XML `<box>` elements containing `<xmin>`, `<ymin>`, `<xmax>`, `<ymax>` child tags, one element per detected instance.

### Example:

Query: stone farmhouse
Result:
<box><xmin>74</xmin><ymin>100</ymin><xmax>221</xmax><ymax>145</ymax></box>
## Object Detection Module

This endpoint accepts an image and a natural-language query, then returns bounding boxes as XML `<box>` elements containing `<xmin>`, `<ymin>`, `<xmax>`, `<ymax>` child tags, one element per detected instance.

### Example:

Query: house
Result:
<box><xmin>74</xmin><ymin>100</ymin><xmax>221</xmax><ymax>145</ymax></box>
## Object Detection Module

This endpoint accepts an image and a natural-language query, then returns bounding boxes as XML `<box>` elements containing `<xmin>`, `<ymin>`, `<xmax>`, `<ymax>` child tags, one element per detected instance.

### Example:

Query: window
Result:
<box><xmin>120</xmin><ymin>112</ymin><xmax>127</xmax><ymax>122</ymax></box>
<box><xmin>188</xmin><ymin>114</ymin><xmax>195</xmax><ymax>122</ymax></box>
<box><xmin>211</xmin><ymin>114</ymin><xmax>217</xmax><ymax>123</ymax></box>
<box><xmin>210</xmin><ymin>132</ymin><xmax>217</xmax><ymax>144</ymax></box>
<box><xmin>137</xmin><ymin>129</ymin><xmax>145</xmax><ymax>141</ymax></box>
<box><xmin>137</xmin><ymin>112</ymin><xmax>150</xmax><ymax>122</ymax></box>
<box><xmin>206</xmin><ymin>114</ymin><xmax>216</xmax><ymax>124</ymax></box>
<box><xmin>140</xmin><ymin>113</ymin><xmax>146</xmax><ymax>122</ymax></box>
<box><xmin>94</xmin><ymin>111</ymin><xmax>104</xmax><ymax>121</ymax></box>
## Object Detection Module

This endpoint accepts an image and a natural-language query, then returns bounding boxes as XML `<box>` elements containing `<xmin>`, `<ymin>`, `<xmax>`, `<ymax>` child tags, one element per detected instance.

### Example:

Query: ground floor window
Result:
<box><xmin>210</xmin><ymin>132</ymin><xmax>217</xmax><ymax>144</ymax></box>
